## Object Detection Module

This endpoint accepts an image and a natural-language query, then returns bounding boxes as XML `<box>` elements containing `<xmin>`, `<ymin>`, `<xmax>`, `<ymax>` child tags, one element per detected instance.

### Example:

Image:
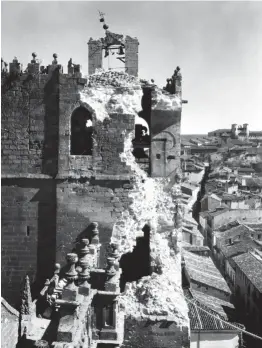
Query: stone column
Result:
<box><xmin>78</xmin><ymin>238</ymin><xmax>91</xmax><ymax>296</ymax></box>
<box><xmin>105</xmin><ymin>243</ymin><xmax>121</xmax><ymax>292</ymax></box>
<box><xmin>88</xmin><ymin>38</ymin><xmax>103</xmax><ymax>75</ymax></box>
<box><xmin>62</xmin><ymin>253</ymin><xmax>78</xmax><ymax>301</ymax></box>
<box><xmin>125</xmin><ymin>36</ymin><xmax>139</xmax><ymax>77</ymax></box>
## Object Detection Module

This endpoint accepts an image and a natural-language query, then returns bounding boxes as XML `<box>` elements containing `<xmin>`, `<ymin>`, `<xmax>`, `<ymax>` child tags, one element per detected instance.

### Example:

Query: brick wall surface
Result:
<box><xmin>56</xmin><ymin>179</ymin><xmax>134</xmax><ymax>267</ymax></box>
<box><xmin>1</xmin><ymin>179</ymin><xmax>56</xmax><ymax>307</ymax></box>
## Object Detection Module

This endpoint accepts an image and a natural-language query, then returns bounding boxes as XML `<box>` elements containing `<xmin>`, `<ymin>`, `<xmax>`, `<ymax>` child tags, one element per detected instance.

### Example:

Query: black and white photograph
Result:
<box><xmin>1</xmin><ymin>1</ymin><xmax>262</xmax><ymax>348</ymax></box>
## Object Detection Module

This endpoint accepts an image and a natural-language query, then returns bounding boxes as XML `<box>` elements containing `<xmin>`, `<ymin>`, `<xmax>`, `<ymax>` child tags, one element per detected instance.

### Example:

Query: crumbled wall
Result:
<box><xmin>1</xmin><ymin>298</ymin><xmax>19</xmax><ymax>348</ymax></box>
<box><xmin>1</xmin><ymin>66</ymin><xmax>188</xmax><ymax>342</ymax></box>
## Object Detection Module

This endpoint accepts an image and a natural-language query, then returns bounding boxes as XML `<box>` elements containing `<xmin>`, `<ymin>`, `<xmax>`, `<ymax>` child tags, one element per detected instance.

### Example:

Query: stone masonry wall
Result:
<box><xmin>125</xmin><ymin>36</ymin><xmax>139</xmax><ymax>77</ymax></box>
<box><xmin>1</xmin><ymin>179</ymin><xmax>56</xmax><ymax>307</ymax></box>
<box><xmin>56</xmin><ymin>179</ymin><xmax>134</xmax><ymax>267</ymax></box>
<box><xmin>1</xmin><ymin>66</ymin><xmax>59</xmax><ymax>176</ymax></box>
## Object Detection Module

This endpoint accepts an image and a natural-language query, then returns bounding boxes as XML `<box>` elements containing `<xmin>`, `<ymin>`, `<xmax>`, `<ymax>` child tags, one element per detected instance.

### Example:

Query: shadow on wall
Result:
<box><xmin>55</xmin><ymin>201</ymin><xmax>115</xmax><ymax>269</ymax></box>
<box><xmin>42</xmin><ymin>68</ymin><xmax>60</xmax><ymax>176</ymax></box>
<box><xmin>120</xmin><ymin>224</ymin><xmax>151</xmax><ymax>292</ymax></box>
<box><xmin>1</xmin><ymin>179</ymin><xmax>56</xmax><ymax>307</ymax></box>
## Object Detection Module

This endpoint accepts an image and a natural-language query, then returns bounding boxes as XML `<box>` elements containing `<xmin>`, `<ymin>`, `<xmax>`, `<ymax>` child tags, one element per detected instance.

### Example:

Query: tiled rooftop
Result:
<box><xmin>182</xmin><ymin>250</ymin><xmax>231</xmax><ymax>294</ymax></box>
<box><xmin>189</xmin><ymin>289</ymin><xmax>235</xmax><ymax>319</ymax></box>
<box><xmin>185</xmin><ymin>290</ymin><xmax>238</xmax><ymax>331</ymax></box>
<box><xmin>215</xmin><ymin>224</ymin><xmax>251</xmax><ymax>240</ymax></box>
<box><xmin>219</xmin><ymin>237</ymin><xmax>258</xmax><ymax>259</ymax></box>
<box><xmin>233</xmin><ymin>252</ymin><xmax>262</xmax><ymax>292</ymax></box>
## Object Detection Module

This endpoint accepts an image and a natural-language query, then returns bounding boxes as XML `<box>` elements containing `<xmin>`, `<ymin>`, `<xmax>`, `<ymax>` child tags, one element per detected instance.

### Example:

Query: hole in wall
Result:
<box><xmin>119</xmin><ymin>224</ymin><xmax>151</xmax><ymax>292</ymax></box>
<box><xmin>26</xmin><ymin>226</ymin><xmax>30</xmax><ymax>237</ymax></box>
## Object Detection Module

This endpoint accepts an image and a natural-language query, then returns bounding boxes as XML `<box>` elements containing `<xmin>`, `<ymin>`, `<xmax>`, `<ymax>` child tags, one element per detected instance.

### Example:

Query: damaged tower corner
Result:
<box><xmin>2</xmin><ymin>19</ymin><xmax>189</xmax><ymax>348</ymax></box>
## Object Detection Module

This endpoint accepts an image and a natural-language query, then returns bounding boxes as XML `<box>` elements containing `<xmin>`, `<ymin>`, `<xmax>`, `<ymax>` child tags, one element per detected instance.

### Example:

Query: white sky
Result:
<box><xmin>1</xmin><ymin>1</ymin><xmax>262</xmax><ymax>134</ymax></box>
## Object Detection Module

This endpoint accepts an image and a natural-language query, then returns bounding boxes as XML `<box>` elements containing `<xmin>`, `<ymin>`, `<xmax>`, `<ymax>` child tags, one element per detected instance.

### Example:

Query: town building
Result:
<box><xmin>186</xmin><ymin>291</ymin><xmax>243</xmax><ymax>348</ymax></box>
<box><xmin>233</xmin><ymin>251</ymin><xmax>262</xmax><ymax>337</ymax></box>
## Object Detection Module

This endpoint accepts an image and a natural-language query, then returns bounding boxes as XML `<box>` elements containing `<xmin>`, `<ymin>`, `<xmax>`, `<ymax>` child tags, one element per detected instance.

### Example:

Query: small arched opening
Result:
<box><xmin>70</xmin><ymin>106</ymin><xmax>93</xmax><ymax>155</ymax></box>
<box><xmin>119</xmin><ymin>224</ymin><xmax>151</xmax><ymax>292</ymax></box>
<box><xmin>132</xmin><ymin>116</ymin><xmax>150</xmax><ymax>173</ymax></box>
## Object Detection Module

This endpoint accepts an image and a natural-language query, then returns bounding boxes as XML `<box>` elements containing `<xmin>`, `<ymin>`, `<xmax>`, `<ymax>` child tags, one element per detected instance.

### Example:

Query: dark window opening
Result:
<box><xmin>156</xmin><ymin>154</ymin><xmax>161</xmax><ymax>159</ymax></box>
<box><xmin>103</xmin><ymin>304</ymin><xmax>114</xmax><ymax>328</ymax></box>
<box><xmin>159</xmin><ymin>321</ymin><xmax>173</xmax><ymax>329</ymax></box>
<box><xmin>26</xmin><ymin>226</ymin><xmax>30</xmax><ymax>237</ymax></box>
<box><xmin>132</xmin><ymin>123</ymin><xmax>150</xmax><ymax>159</ymax></box>
<box><xmin>120</xmin><ymin>224</ymin><xmax>151</xmax><ymax>292</ymax></box>
<box><xmin>71</xmin><ymin>106</ymin><xmax>93</xmax><ymax>155</ymax></box>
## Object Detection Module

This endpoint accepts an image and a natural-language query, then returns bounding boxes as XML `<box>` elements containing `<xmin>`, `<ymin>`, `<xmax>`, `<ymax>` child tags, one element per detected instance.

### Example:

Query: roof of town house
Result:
<box><xmin>207</xmin><ymin>206</ymin><xmax>230</xmax><ymax>217</ymax></box>
<box><xmin>250</xmin><ymin>131</ymin><xmax>262</xmax><ymax>136</ymax></box>
<box><xmin>188</xmin><ymin>289</ymin><xmax>235</xmax><ymax>320</ymax></box>
<box><xmin>244</xmin><ymin>223</ymin><xmax>262</xmax><ymax>231</ymax></box>
<box><xmin>183</xmin><ymin>246</ymin><xmax>210</xmax><ymax>253</ymax></box>
<box><xmin>201</xmin><ymin>193</ymin><xmax>222</xmax><ymax>202</ymax></box>
<box><xmin>229</xmin><ymin>139</ymin><xmax>253</xmax><ymax>146</ymax></box>
<box><xmin>244</xmin><ymin>177</ymin><xmax>262</xmax><ymax>188</ymax></box>
<box><xmin>181</xmin><ymin>182</ymin><xmax>199</xmax><ymax>191</ymax></box>
<box><xmin>183</xmin><ymin>214</ymin><xmax>198</xmax><ymax>226</ymax></box>
<box><xmin>215</xmin><ymin>224</ymin><xmax>252</xmax><ymax>240</ymax></box>
<box><xmin>244</xmin><ymin>147</ymin><xmax>262</xmax><ymax>155</ymax></box>
<box><xmin>182</xmin><ymin>250</ymin><xmax>231</xmax><ymax>294</ymax></box>
<box><xmin>185</xmin><ymin>294</ymin><xmax>238</xmax><ymax>331</ymax></box>
<box><xmin>182</xmin><ymin>226</ymin><xmax>204</xmax><ymax>240</ymax></box>
<box><xmin>199</xmin><ymin>211</ymin><xmax>210</xmax><ymax>219</ymax></box>
<box><xmin>221</xmin><ymin>194</ymin><xmax>245</xmax><ymax>202</ymax></box>
<box><xmin>208</xmin><ymin>129</ymin><xmax>231</xmax><ymax>134</ymax></box>
<box><xmin>233</xmin><ymin>251</ymin><xmax>262</xmax><ymax>292</ymax></box>
<box><xmin>190</xmin><ymin>146</ymin><xmax>218</xmax><ymax>150</ymax></box>
<box><xmin>219</xmin><ymin>237</ymin><xmax>260</xmax><ymax>259</ymax></box>
<box><xmin>217</xmin><ymin>220</ymin><xmax>240</xmax><ymax>231</ymax></box>
<box><xmin>181</xmin><ymin>141</ymin><xmax>193</xmax><ymax>147</ymax></box>
<box><xmin>237</xmin><ymin>167</ymin><xmax>255</xmax><ymax>173</ymax></box>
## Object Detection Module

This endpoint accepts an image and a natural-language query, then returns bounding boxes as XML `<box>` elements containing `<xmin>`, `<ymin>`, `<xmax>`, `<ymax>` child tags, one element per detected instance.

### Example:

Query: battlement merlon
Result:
<box><xmin>87</xmin><ymin>38</ymin><xmax>103</xmax><ymax>75</ymax></box>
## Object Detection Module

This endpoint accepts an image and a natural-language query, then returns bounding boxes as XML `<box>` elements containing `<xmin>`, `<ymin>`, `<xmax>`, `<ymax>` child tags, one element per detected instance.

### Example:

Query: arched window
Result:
<box><xmin>71</xmin><ymin>106</ymin><xmax>93</xmax><ymax>155</ymax></box>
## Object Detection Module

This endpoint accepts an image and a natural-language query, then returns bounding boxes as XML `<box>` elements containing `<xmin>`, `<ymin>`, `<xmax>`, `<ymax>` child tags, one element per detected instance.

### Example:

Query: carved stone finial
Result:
<box><xmin>106</xmin><ymin>257</ymin><xmax>117</xmax><ymax>275</ymax></box>
<box><xmin>34</xmin><ymin>340</ymin><xmax>49</xmax><ymax>348</ymax></box>
<box><xmin>31</xmin><ymin>52</ymin><xmax>37</xmax><ymax>63</ymax></box>
<box><xmin>108</xmin><ymin>243</ymin><xmax>120</xmax><ymax>260</ymax></box>
<box><xmin>20</xmin><ymin>275</ymin><xmax>33</xmax><ymax>315</ymax></box>
<box><xmin>90</xmin><ymin>222</ymin><xmax>99</xmax><ymax>244</ymax></box>
<box><xmin>52</xmin><ymin>53</ymin><xmax>58</xmax><ymax>65</ymax></box>
<box><xmin>78</xmin><ymin>238</ymin><xmax>91</xmax><ymax>286</ymax></box>
<box><xmin>68</xmin><ymin>58</ymin><xmax>73</xmax><ymax>68</ymax></box>
<box><xmin>13</xmin><ymin>56</ymin><xmax>18</xmax><ymax>63</ymax></box>
<box><xmin>64</xmin><ymin>253</ymin><xmax>78</xmax><ymax>290</ymax></box>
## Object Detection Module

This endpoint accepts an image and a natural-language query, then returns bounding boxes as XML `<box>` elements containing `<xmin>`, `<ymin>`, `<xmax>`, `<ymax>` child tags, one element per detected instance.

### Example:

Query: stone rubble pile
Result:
<box><xmin>87</xmin><ymin>69</ymin><xmax>144</xmax><ymax>88</ymax></box>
